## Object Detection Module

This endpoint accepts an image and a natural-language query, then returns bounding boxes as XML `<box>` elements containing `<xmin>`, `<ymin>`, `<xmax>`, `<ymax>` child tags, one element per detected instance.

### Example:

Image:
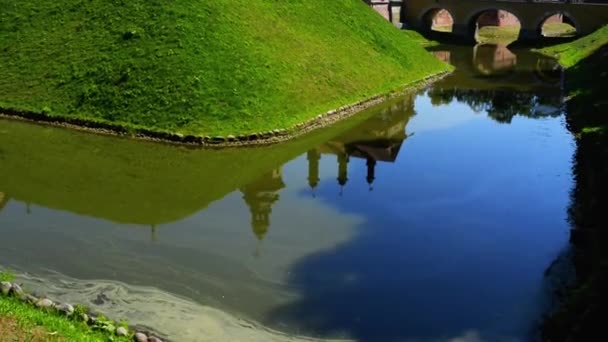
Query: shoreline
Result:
<box><xmin>0</xmin><ymin>71</ymin><xmax>450</xmax><ymax>149</ymax></box>
<box><xmin>2</xmin><ymin>269</ymin><xmax>352</xmax><ymax>342</ymax></box>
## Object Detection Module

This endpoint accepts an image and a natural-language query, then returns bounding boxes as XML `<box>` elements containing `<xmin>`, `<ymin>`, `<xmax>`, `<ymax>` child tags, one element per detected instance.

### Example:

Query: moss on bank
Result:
<box><xmin>0</xmin><ymin>0</ymin><xmax>448</xmax><ymax>137</ymax></box>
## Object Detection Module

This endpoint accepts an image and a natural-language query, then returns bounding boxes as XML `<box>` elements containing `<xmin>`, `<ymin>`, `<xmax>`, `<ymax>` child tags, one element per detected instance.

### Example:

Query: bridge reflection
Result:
<box><xmin>240</xmin><ymin>98</ymin><xmax>413</xmax><ymax>242</ymax></box>
<box><xmin>429</xmin><ymin>43</ymin><xmax>562</xmax><ymax>89</ymax></box>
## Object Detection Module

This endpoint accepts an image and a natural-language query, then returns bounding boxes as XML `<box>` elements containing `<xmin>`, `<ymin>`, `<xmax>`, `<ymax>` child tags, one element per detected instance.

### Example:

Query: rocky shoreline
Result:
<box><xmin>1</xmin><ymin>280</ymin><xmax>164</xmax><ymax>342</ymax></box>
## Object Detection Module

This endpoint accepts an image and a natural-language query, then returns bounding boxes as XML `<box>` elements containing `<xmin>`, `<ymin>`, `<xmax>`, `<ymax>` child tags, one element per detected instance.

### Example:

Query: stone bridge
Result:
<box><xmin>367</xmin><ymin>0</ymin><xmax>608</xmax><ymax>41</ymax></box>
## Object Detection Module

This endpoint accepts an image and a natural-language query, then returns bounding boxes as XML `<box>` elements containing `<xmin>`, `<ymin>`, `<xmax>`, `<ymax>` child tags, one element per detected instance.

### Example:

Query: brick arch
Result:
<box><xmin>535</xmin><ymin>11</ymin><xmax>580</xmax><ymax>36</ymax></box>
<box><xmin>419</xmin><ymin>7</ymin><xmax>455</xmax><ymax>31</ymax></box>
<box><xmin>466</xmin><ymin>7</ymin><xmax>523</xmax><ymax>38</ymax></box>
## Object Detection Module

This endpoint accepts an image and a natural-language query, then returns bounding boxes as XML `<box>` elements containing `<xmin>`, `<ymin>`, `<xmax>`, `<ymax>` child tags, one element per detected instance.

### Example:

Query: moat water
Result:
<box><xmin>0</xmin><ymin>45</ymin><xmax>575</xmax><ymax>341</ymax></box>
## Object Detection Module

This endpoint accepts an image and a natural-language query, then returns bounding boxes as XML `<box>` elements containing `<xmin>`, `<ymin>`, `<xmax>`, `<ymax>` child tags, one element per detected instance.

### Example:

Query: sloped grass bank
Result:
<box><xmin>1</xmin><ymin>271</ymin><xmax>132</xmax><ymax>342</ymax></box>
<box><xmin>0</xmin><ymin>0</ymin><xmax>448</xmax><ymax>140</ymax></box>
<box><xmin>538</xmin><ymin>25</ymin><xmax>608</xmax><ymax>68</ymax></box>
<box><xmin>0</xmin><ymin>296</ymin><xmax>130</xmax><ymax>342</ymax></box>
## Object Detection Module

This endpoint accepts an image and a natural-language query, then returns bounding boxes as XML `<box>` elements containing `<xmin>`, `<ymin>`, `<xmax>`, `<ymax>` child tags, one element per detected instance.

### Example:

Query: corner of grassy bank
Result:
<box><xmin>537</xmin><ymin>25</ymin><xmax>608</xmax><ymax>68</ymax></box>
<box><xmin>0</xmin><ymin>0</ymin><xmax>449</xmax><ymax>140</ymax></box>
<box><xmin>0</xmin><ymin>271</ymin><xmax>142</xmax><ymax>341</ymax></box>
<box><xmin>0</xmin><ymin>295</ymin><xmax>131</xmax><ymax>342</ymax></box>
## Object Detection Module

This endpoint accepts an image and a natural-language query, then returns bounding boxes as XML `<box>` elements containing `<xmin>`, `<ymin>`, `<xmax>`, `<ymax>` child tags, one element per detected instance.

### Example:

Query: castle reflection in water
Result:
<box><xmin>240</xmin><ymin>98</ymin><xmax>413</xmax><ymax>241</ymax></box>
<box><xmin>0</xmin><ymin>44</ymin><xmax>564</xmax><ymax>244</ymax></box>
<box><xmin>238</xmin><ymin>44</ymin><xmax>564</xmax><ymax>241</ymax></box>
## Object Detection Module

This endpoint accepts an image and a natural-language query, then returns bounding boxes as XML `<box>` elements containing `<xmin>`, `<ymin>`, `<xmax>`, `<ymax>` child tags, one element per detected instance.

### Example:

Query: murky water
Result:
<box><xmin>0</xmin><ymin>45</ymin><xmax>575</xmax><ymax>341</ymax></box>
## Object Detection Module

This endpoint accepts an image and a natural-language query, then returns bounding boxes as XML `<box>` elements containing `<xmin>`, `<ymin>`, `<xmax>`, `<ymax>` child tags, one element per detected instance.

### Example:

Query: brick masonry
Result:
<box><xmin>368</xmin><ymin>1</ymin><xmax>563</xmax><ymax>28</ymax></box>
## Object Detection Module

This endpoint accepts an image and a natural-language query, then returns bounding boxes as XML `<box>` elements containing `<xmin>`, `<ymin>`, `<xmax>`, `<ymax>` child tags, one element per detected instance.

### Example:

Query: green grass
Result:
<box><xmin>0</xmin><ymin>295</ymin><xmax>131</xmax><ymax>341</ymax></box>
<box><xmin>538</xmin><ymin>25</ymin><xmax>608</xmax><ymax>68</ymax></box>
<box><xmin>476</xmin><ymin>26</ymin><xmax>520</xmax><ymax>45</ymax></box>
<box><xmin>401</xmin><ymin>29</ymin><xmax>439</xmax><ymax>47</ymax></box>
<box><xmin>542</xmin><ymin>22</ymin><xmax>577</xmax><ymax>38</ymax></box>
<box><xmin>0</xmin><ymin>0</ymin><xmax>448</xmax><ymax>136</ymax></box>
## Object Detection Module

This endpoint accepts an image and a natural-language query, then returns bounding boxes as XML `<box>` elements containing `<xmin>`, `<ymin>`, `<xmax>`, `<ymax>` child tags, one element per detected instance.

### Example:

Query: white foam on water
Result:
<box><xmin>14</xmin><ymin>271</ymin><xmax>352</xmax><ymax>342</ymax></box>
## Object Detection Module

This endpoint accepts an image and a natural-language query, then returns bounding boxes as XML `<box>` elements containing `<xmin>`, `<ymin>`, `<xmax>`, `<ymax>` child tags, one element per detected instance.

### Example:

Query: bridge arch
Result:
<box><xmin>536</xmin><ymin>11</ymin><xmax>580</xmax><ymax>38</ymax></box>
<box><xmin>466</xmin><ymin>8</ymin><xmax>523</xmax><ymax>42</ymax></box>
<box><xmin>420</xmin><ymin>7</ymin><xmax>455</xmax><ymax>32</ymax></box>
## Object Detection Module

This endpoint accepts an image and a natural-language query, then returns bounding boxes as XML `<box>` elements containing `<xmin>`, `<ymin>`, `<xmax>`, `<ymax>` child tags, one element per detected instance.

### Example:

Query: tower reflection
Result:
<box><xmin>240</xmin><ymin>169</ymin><xmax>286</xmax><ymax>241</ymax></box>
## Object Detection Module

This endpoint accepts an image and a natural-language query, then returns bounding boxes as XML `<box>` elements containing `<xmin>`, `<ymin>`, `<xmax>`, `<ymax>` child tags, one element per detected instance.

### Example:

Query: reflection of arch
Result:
<box><xmin>537</xmin><ymin>12</ymin><xmax>579</xmax><ymax>38</ymax></box>
<box><xmin>467</xmin><ymin>8</ymin><xmax>522</xmax><ymax>41</ymax></box>
<box><xmin>473</xmin><ymin>44</ymin><xmax>517</xmax><ymax>76</ymax></box>
<box><xmin>421</xmin><ymin>8</ymin><xmax>454</xmax><ymax>32</ymax></box>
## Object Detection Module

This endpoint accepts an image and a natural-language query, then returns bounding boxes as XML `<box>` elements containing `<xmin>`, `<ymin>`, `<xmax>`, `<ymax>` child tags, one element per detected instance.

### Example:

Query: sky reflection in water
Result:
<box><xmin>0</xmin><ymin>45</ymin><xmax>574</xmax><ymax>341</ymax></box>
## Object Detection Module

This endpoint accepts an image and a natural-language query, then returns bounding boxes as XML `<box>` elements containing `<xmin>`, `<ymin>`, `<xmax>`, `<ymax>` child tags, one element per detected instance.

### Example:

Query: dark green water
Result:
<box><xmin>0</xmin><ymin>45</ymin><xmax>575</xmax><ymax>341</ymax></box>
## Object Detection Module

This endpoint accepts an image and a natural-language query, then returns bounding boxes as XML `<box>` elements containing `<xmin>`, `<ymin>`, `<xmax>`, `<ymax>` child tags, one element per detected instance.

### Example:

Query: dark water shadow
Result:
<box><xmin>262</xmin><ymin>44</ymin><xmax>572</xmax><ymax>342</ymax></box>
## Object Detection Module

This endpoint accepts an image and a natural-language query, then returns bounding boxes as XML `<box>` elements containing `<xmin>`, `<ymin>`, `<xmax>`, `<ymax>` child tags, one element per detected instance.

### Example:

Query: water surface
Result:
<box><xmin>0</xmin><ymin>44</ymin><xmax>574</xmax><ymax>341</ymax></box>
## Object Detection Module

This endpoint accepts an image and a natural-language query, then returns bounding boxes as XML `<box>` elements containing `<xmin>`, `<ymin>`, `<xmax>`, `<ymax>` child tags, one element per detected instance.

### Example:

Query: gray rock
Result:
<box><xmin>10</xmin><ymin>283</ymin><xmax>24</xmax><ymax>297</ymax></box>
<box><xmin>116</xmin><ymin>326</ymin><xmax>128</xmax><ymax>336</ymax></box>
<box><xmin>148</xmin><ymin>336</ymin><xmax>163</xmax><ymax>342</ymax></box>
<box><xmin>20</xmin><ymin>294</ymin><xmax>38</xmax><ymax>304</ymax></box>
<box><xmin>81</xmin><ymin>313</ymin><xmax>89</xmax><ymax>323</ymax></box>
<box><xmin>0</xmin><ymin>281</ymin><xmax>11</xmax><ymax>296</ymax></box>
<box><xmin>227</xmin><ymin>134</ymin><xmax>236</xmax><ymax>141</ymax></box>
<box><xmin>35</xmin><ymin>298</ymin><xmax>54</xmax><ymax>309</ymax></box>
<box><xmin>56</xmin><ymin>303</ymin><xmax>74</xmax><ymax>316</ymax></box>
<box><xmin>134</xmin><ymin>332</ymin><xmax>148</xmax><ymax>342</ymax></box>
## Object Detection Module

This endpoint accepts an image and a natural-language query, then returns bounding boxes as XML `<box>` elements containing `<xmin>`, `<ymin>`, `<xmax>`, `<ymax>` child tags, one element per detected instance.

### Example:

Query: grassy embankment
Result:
<box><xmin>538</xmin><ymin>25</ymin><xmax>608</xmax><ymax>68</ymax></box>
<box><xmin>540</xmin><ymin>26</ymin><xmax>608</xmax><ymax>342</ymax></box>
<box><xmin>0</xmin><ymin>0</ymin><xmax>448</xmax><ymax>139</ymax></box>
<box><xmin>1</xmin><ymin>273</ymin><xmax>131</xmax><ymax>342</ymax></box>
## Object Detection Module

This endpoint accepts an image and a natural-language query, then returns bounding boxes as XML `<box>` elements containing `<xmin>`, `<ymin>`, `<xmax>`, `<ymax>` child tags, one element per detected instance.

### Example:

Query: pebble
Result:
<box><xmin>20</xmin><ymin>294</ymin><xmax>38</xmax><ymax>304</ymax></box>
<box><xmin>116</xmin><ymin>326</ymin><xmax>128</xmax><ymax>336</ymax></box>
<box><xmin>134</xmin><ymin>332</ymin><xmax>148</xmax><ymax>342</ymax></box>
<box><xmin>10</xmin><ymin>283</ymin><xmax>24</xmax><ymax>297</ymax></box>
<box><xmin>148</xmin><ymin>336</ymin><xmax>163</xmax><ymax>342</ymax></box>
<box><xmin>56</xmin><ymin>303</ymin><xmax>74</xmax><ymax>316</ymax></box>
<box><xmin>36</xmin><ymin>298</ymin><xmax>54</xmax><ymax>309</ymax></box>
<box><xmin>0</xmin><ymin>281</ymin><xmax>10</xmax><ymax>295</ymax></box>
<box><xmin>81</xmin><ymin>313</ymin><xmax>89</xmax><ymax>323</ymax></box>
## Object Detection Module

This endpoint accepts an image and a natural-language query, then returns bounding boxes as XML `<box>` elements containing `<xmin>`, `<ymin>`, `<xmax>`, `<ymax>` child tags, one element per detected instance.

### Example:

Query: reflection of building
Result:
<box><xmin>477</xmin><ymin>10</ymin><xmax>520</xmax><ymax>28</ymax></box>
<box><xmin>432</xmin><ymin>50</ymin><xmax>451</xmax><ymax>63</ymax></box>
<box><xmin>307</xmin><ymin>150</ymin><xmax>321</xmax><ymax>193</ymax></box>
<box><xmin>240</xmin><ymin>169</ymin><xmax>285</xmax><ymax>241</ymax></box>
<box><xmin>309</xmin><ymin>97</ymin><xmax>412</xmax><ymax>193</ymax></box>
<box><xmin>0</xmin><ymin>192</ymin><xmax>7</xmax><ymax>212</ymax></box>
